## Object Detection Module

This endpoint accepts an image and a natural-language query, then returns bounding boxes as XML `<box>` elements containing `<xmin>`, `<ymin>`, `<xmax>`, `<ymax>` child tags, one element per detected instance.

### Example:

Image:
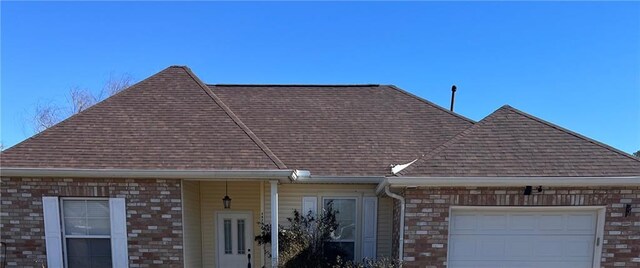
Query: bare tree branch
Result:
<box><xmin>69</xmin><ymin>87</ymin><xmax>97</xmax><ymax>114</ymax></box>
<box><xmin>100</xmin><ymin>73</ymin><xmax>133</xmax><ymax>99</ymax></box>
<box><xmin>33</xmin><ymin>103</ymin><xmax>62</xmax><ymax>133</ymax></box>
<box><xmin>30</xmin><ymin>72</ymin><xmax>135</xmax><ymax>133</ymax></box>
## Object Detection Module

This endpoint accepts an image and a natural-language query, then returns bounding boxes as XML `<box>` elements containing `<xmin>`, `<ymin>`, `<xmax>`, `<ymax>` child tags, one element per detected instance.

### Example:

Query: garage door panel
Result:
<box><xmin>451</xmin><ymin>214</ymin><xmax>477</xmax><ymax>231</ymax></box>
<box><xmin>448</xmin><ymin>208</ymin><xmax>597</xmax><ymax>268</ymax></box>
<box><xmin>479</xmin><ymin>237</ymin><xmax>505</xmax><ymax>257</ymax></box>
<box><xmin>451</xmin><ymin>211</ymin><xmax>596</xmax><ymax>235</ymax></box>
<box><xmin>480</xmin><ymin>214</ymin><xmax>507</xmax><ymax>230</ymax></box>
<box><xmin>450</xmin><ymin>260</ymin><xmax>591</xmax><ymax>268</ymax></box>
<box><xmin>539</xmin><ymin>214</ymin><xmax>564</xmax><ymax>231</ymax></box>
<box><xmin>509</xmin><ymin>214</ymin><xmax>536</xmax><ymax>230</ymax></box>
<box><xmin>567</xmin><ymin>214</ymin><xmax>597</xmax><ymax>231</ymax></box>
<box><xmin>448</xmin><ymin>261</ymin><xmax>531</xmax><ymax>268</ymax></box>
<box><xmin>447</xmin><ymin>261</ymin><xmax>503</xmax><ymax>268</ymax></box>
<box><xmin>565</xmin><ymin>237</ymin><xmax>595</xmax><ymax>257</ymax></box>
<box><xmin>535</xmin><ymin>238</ymin><xmax>564</xmax><ymax>257</ymax></box>
<box><xmin>504</xmin><ymin>240</ymin><xmax>532</xmax><ymax>257</ymax></box>
<box><xmin>450</xmin><ymin>236</ymin><xmax>478</xmax><ymax>257</ymax></box>
<box><xmin>452</xmin><ymin>234</ymin><xmax>580</xmax><ymax>261</ymax></box>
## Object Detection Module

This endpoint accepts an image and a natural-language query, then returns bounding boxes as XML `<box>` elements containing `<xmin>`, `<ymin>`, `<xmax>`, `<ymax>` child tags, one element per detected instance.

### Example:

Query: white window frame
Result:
<box><xmin>60</xmin><ymin>197</ymin><xmax>112</xmax><ymax>268</ymax></box>
<box><xmin>322</xmin><ymin>196</ymin><xmax>359</xmax><ymax>261</ymax></box>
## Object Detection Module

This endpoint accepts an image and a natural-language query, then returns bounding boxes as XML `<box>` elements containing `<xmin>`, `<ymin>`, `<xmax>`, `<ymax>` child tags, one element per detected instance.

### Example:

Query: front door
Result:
<box><xmin>216</xmin><ymin>211</ymin><xmax>253</xmax><ymax>268</ymax></box>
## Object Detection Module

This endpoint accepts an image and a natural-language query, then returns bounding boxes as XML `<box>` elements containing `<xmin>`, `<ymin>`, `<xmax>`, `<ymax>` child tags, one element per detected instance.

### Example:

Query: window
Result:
<box><xmin>237</xmin><ymin>219</ymin><xmax>246</xmax><ymax>254</ymax></box>
<box><xmin>224</xmin><ymin>219</ymin><xmax>232</xmax><ymax>254</ymax></box>
<box><xmin>323</xmin><ymin>198</ymin><xmax>356</xmax><ymax>261</ymax></box>
<box><xmin>61</xmin><ymin>199</ymin><xmax>112</xmax><ymax>268</ymax></box>
<box><xmin>43</xmin><ymin>197</ymin><xmax>127</xmax><ymax>268</ymax></box>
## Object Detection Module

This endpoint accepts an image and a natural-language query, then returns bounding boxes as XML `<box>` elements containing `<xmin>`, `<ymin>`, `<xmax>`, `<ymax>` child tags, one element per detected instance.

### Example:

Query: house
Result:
<box><xmin>1</xmin><ymin>65</ymin><xmax>639</xmax><ymax>268</ymax></box>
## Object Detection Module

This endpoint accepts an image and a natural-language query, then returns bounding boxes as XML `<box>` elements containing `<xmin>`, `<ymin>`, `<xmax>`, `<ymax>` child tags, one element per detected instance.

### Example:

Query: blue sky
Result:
<box><xmin>2</xmin><ymin>2</ymin><xmax>639</xmax><ymax>153</ymax></box>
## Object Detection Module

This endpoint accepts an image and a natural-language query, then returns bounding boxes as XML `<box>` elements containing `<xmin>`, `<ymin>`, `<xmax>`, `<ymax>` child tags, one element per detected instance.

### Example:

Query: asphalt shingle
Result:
<box><xmin>1</xmin><ymin>66</ymin><xmax>281</xmax><ymax>170</ymax></box>
<box><xmin>212</xmin><ymin>84</ymin><xmax>473</xmax><ymax>176</ymax></box>
<box><xmin>3</xmin><ymin>66</ymin><xmax>637</xmax><ymax>178</ymax></box>
<box><xmin>399</xmin><ymin>105</ymin><xmax>640</xmax><ymax>177</ymax></box>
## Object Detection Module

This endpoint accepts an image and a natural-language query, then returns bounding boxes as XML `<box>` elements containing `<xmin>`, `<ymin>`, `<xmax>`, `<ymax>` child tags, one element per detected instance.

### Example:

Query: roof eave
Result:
<box><xmin>380</xmin><ymin>176</ymin><xmax>640</xmax><ymax>191</ymax></box>
<box><xmin>292</xmin><ymin>175</ymin><xmax>384</xmax><ymax>184</ymax></box>
<box><xmin>0</xmin><ymin>167</ymin><xmax>309</xmax><ymax>183</ymax></box>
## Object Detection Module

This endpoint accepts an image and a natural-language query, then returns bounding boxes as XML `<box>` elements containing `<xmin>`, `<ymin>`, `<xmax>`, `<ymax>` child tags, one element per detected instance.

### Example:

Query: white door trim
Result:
<box><xmin>446</xmin><ymin>206</ymin><xmax>606</xmax><ymax>268</ymax></box>
<box><xmin>215</xmin><ymin>210</ymin><xmax>254</xmax><ymax>268</ymax></box>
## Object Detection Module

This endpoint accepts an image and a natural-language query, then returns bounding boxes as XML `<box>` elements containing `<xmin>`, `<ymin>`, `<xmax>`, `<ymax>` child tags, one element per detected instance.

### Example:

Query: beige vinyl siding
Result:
<box><xmin>200</xmin><ymin>181</ymin><xmax>263</xmax><ymax>267</ymax></box>
<box><xmin>182</xmin><ymin>181</ymin><xmax>203</xmax><ymax>268</ymax></box>
<box><xmin>376</xmin><ymin>197</ymin><xmax>393</xmax><ymax>258</ymax></box>
<box><xmin>194</xmin><ymin>181</ymin><xmax>392</xmax><ymax>267</ymax></box>
<box><xmin>263</xmin><ymin>184</ymin><xmax>392</xmax><ymax>262</ymax></box>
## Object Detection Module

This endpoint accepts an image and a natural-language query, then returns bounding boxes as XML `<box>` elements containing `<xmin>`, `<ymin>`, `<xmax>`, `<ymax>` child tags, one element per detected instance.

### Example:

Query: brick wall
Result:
<box><xmin>0</xmin><ymin>177</ymin><xmax>184</xmax><ymax>268</ymax></box>
<box><xmin>400</xmin><ymin>187</ymin><xmax>640</xmax><ymax>268</ymax></box>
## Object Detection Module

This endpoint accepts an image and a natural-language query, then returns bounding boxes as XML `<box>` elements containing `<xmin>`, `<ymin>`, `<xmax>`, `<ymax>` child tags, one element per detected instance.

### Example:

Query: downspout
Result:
<box><xmin>384</xmin><ymin>185</ymin><xmax>405</xmax><ymax>264</ymax></box>
<box><xmin>260</xmin><ymin>181</ymin><xmax>265</xmax><ymax>268</ymax></box>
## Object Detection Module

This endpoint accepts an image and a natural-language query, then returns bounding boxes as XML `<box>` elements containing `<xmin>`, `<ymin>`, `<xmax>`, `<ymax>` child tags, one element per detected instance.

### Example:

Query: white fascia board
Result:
<box><xmin>385</xmin><ymin>176</ymin><xmax>640</xmax><ymax>187</ymax></box>
<box><xmin>292</xmin><ymin>176</ymin><xmax>384</xmax><ymax>184</ymax></box>
<box><xmin>0</xmin><ymin>167</ymin><xmax>299</xmax><ymax>182</ymax></box>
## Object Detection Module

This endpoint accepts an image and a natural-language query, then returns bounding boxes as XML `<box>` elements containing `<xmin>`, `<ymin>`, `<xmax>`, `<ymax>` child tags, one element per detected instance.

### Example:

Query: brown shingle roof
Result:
<box><xmin>1</xmin><ymin>66</ymin><xmax>282</xmax><ymax>170</ymax></box>
<box><xmin>399</xmin><ymin>105</ymin><xmax>640</xmax><ymax>177</ymax></box>
<box><xmin>4</xmin><ymin>66</ymin><xmax>636</xmax><ymax>178</ymax></box>
<box><xmin>211</xmin><ymin>84</ymin><xmax>474</xmax><ymax>176</ymax></box>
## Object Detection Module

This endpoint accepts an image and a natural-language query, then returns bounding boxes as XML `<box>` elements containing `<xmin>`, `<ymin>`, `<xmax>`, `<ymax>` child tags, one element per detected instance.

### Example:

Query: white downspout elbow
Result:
<box><xmin>384</xmin><ymin>185</ymin><xmax>405</xmax><ymax>264</ymax></box>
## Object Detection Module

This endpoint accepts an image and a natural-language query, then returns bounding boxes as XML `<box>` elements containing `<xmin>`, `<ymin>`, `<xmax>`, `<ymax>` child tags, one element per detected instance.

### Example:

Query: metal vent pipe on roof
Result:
<box><xmin>450</xmin><ymin>85</ymin><xmax>457</xmax><ymax>112</ymax></box>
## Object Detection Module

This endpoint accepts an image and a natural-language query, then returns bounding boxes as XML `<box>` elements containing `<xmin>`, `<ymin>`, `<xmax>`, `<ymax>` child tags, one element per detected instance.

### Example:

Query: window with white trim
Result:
<box><xmin>323</xmin><ymin>198</ymin><xmax>357</xmax><ymax>261</ymax></box>
<box><xmin>61</xmin><ymin>199</ymin><xmax>112</xmax><ymax>268</ymax></box>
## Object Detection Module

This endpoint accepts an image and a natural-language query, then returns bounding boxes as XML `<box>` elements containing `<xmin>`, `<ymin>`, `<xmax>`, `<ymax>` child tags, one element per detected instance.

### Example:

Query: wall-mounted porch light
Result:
<box><xmin>523</xmin><ymin>185</ymin><xmax>543</xmax><ymax>195</ymax></box>
<box><xmin>222</xmin><ymin>180</ymin><xmax>232</xmax><ymax>209</ymax></box>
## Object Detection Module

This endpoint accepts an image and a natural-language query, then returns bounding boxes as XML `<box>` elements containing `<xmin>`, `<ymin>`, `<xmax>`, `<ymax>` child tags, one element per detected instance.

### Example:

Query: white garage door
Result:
<box><xmin>448</xmin><ymin>207</ymin><xmax>599</xmax><ymax>268</ymax></box>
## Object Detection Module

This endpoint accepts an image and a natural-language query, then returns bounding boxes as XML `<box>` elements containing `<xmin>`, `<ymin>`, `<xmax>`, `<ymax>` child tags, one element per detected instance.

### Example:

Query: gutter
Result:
<box><xmin>0</xmin><ymin>168</ymin><xmax>309</xmax><ymax>183</ymax></box>
<box><xmin>387</xmin><ymin>176</ymin><xmax>640</xmax><ymax>187</ymax></box>
<box><xmin>292</xmin><ymin>175</ymin><xmax>383</xmax><ymax>184</ymax></box>
<box><xmin>384</xmin><ymin>185</ymin><xmax>405</xmax><ymax>264</ymax></box>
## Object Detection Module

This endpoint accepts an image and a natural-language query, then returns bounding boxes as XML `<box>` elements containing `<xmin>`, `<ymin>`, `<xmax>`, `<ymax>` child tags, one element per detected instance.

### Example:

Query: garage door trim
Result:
<box><xmin>446</xmin><ymin>206</ymin><xmax>606</xmax><ymax>268</ymax></box>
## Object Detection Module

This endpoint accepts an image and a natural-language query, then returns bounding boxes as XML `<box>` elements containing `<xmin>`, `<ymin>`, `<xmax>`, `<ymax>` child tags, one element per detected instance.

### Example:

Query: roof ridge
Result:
<box><xmin>386</xmin><ymin>85</ymin><xmax>475</xmax><ymax>124</ymax></box>
<box><xmin>180</xmin><ymin>66</ymin><xmax>289</xmax><ymax>169</ymax></box>
<box><xmin>2</xmin><ymin>65</ymin><xmax>168</xmax><ymax>153</ymax></box>
<box><xmin>503</xmin><ymin>105</ymin><xmax>640</xmax><ymax>163</ymax></box>
<box><xmin>396</xmin><ymin>105</ymin><xmax>502</xmax><ymax>176</ymax></box>
<box><xmin>210</xmin><ymin>84</ymin><xmax>381</xmax><ymax>87</ymax></box>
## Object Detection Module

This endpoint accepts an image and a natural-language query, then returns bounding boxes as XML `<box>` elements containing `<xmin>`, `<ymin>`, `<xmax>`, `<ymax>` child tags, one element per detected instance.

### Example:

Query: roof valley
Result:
<box><xmin>396</xmin><ymin>113</ymin><xmax>490</xmax><ymax>176</ymax></box>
